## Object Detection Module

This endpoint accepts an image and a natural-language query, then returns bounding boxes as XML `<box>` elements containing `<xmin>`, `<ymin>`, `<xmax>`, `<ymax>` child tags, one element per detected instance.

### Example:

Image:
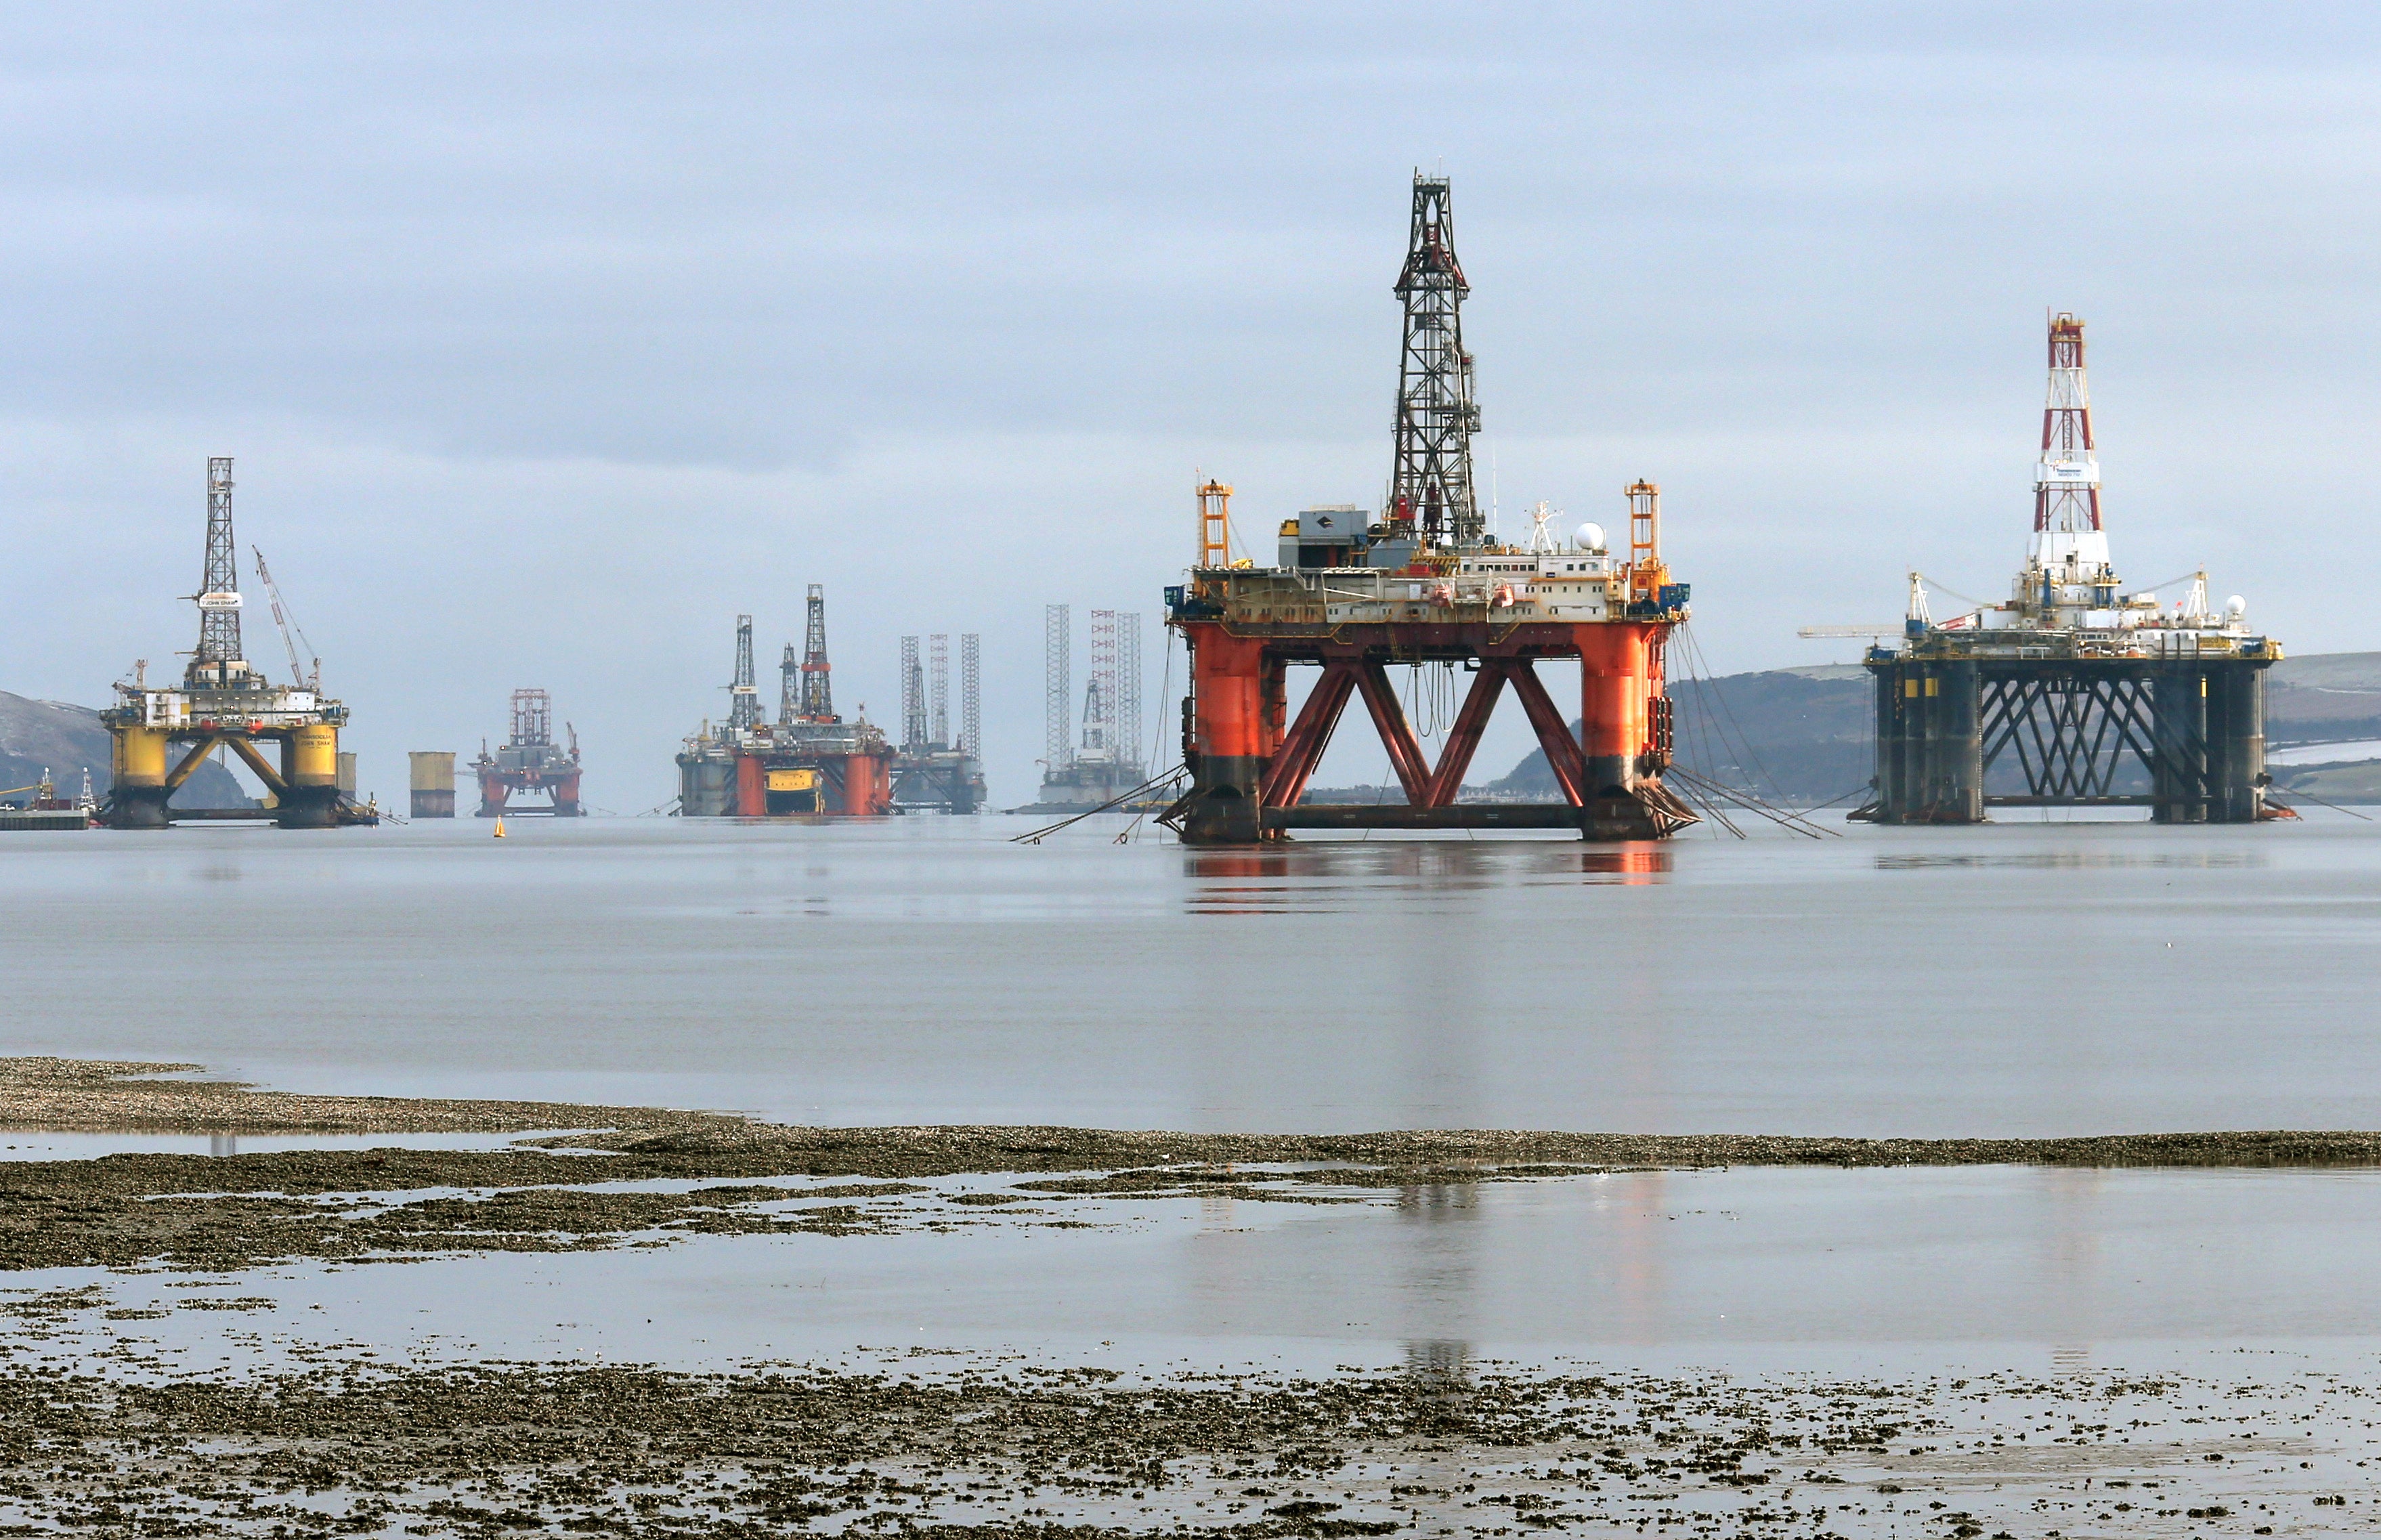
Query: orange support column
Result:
<box><xmin>734</xmin><ymin>752</ymin><xmax>765</xmax><ymax>816</ymax></box>
<box><xmin>1179</xmin><ymin>628</ymin><xmax>1273</xmax><ymax>843</ymax></box>
<box><xmin>1579</xmin><ymin>625</ymin><xmax>1651</xmax><ymax>796</ymax></box>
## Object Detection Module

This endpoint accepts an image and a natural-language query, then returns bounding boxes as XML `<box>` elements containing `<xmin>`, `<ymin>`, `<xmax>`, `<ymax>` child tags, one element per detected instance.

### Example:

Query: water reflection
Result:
<box><xmin>1184</xmin><ymin>844</ymin><xmax>1670</xmax><ymax>914</ymax></box>
<box><xmin>1875</xmin><ymin>852</ymin><xmax>2261</xmax><ymax>870</ymax></box>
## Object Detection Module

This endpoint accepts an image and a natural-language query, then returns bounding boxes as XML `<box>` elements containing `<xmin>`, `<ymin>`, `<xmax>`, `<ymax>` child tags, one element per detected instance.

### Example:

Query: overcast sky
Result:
<box><xmin>5</xmin><ymin>3</ymin><xmax>2378</xmax><ymax>805</ymax></box>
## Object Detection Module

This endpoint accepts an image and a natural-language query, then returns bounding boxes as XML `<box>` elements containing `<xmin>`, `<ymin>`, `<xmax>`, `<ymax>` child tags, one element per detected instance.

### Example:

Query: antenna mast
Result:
<box><xmin>1386</xmin><ymin>174</ymin><xmax>1480</xmax><ymax>550</ymax></box>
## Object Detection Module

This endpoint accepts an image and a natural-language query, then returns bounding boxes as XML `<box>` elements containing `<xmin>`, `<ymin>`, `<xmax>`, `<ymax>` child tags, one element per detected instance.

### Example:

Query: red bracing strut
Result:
<box><xmin>1259</xmin><ymin>661</ymin><xmax>1360</xmax><ymax>809</ymax></box>
<box><xmin>1423</xmin><ymin>661</ymin><xmax>1509</xmax><ymax>807</ymax></box>
<box><xmin>1509</xmin><ymin>663</ymin><xmax>1587</xmax><ymax>807</ymax></box>
<box><xmin>1354</xmin><ymin>660</ymin><xmax>1432</xmax><ymax>803</ymax></box>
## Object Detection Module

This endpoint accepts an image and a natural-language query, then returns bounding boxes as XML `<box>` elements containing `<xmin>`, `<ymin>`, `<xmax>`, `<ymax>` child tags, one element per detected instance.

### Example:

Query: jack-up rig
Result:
<box><xmin>1163</xmin><ymin>175</ymin><xmax>1695</xmax><ymax>844</ymax></box>
<box><xmin>1018</xmin><ymin>605</ymin><xmax>1152</xmax><ymax>813</ymax></box>
<box><xmin>891</xmin><ymin>631</ymin><xmax>987</xmax><ymax>813</ymax></box>
<box><xmin>471</xmin><ymin>689</ymin><xmax>583</xmax><ymax>817</ymax></box>
<box><xmin>676</xmin><ymin>586</ymin><xmax>895</xmax><ymax>816</ymax></box>
<box><xmin>1831</xmin><ymin>314</ymin><xmax>2281</xmax><ymax>824</ymax></box>
<box><xmin>100</xmin><ymin>458</ymin><xmax>377</xmax><ymax>829</ymax></box>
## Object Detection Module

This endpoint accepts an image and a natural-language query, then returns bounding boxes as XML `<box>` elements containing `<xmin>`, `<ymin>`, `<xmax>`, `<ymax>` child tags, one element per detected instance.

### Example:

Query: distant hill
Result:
<box><xmin>2268</xmin><ymin>651</ymin><xmax>2381</xmax><ymax>746</ymax></box>
<box><xmin>1482</xmin><ymin>651</ymin><xmax>2381</xmax><ymax>805</ymax></box>
<box><xmin>0</xmin><ymin>691</ymin><xmax>257</xmax><ymax>809</ymax></box>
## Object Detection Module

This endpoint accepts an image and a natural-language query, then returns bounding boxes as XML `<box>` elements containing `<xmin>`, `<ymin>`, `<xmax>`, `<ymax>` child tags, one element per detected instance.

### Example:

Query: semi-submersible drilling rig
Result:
<box><xmin>677</xmin><ymin>587</ymin><xmax>895</xmax><ymax>816</ymax></box>
<box><xmin>1842</xmin><ymin>314</ymin><xmax>2281</xmax><ymax>824</ymax></box>
<box><xmin>101</xmin><ymin>458</ymin><xmax>375</xmax><ymax>829</ymax></box>
<box><xmin>471</xmin><ymin>689</ymin><xmax>582</xmax><ymax>817</ymax></box>
<box><xmin>1164</xmin><ymin>175</ymin><xmax>1696</xmax><ymax>844</ymax></box>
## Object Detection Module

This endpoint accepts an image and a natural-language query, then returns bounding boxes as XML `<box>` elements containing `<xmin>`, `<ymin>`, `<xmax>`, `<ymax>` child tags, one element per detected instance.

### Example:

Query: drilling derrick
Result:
<box><xmin>727</xmin><ymin>615</ymin><xmax>762</xmax><ymax>733</ymax></box>
<box><xmin>1163</xmin><ymin>177</ymin><xmax>1694</xmax><ymax>844</ymax></box>
<box><xmin>471</xmin><ymin>687</ymin><xmax>584</xmax><ymax>817</ymax></box>
<box><xmin>1847</xmin><ymin>312</ymin><xmax>2281</xmax><ymax>825</ymax></box>
<box><xmin>675</xmin><ymin>592</ymin><xmax>893</xmax><ymax>817</ymax></box>
<box><xmin>99</xmin><ymin>457</ymin><xmax>376</xmax><ymax>829</ymax></box>
<box><xmin>800</xmin><ymin>584</ymin><xmax>834</xmax><ymax>719</ymax></box>
<box><xmin>1386</xmin><ymin>175</ymin><xmax>1481</xmax><ymax>551</ymax></box>
<box><xmin>194</xmin><ymin>459</ymin><xmax>242</xmax><ymax>681</ymax></box>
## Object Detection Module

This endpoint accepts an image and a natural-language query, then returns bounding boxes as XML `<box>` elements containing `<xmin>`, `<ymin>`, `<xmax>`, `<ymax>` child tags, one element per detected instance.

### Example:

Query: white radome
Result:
<box><xmin>2226</xmin><ymin>595</ymin><xmax>2247</xmax><ymax>618</ymax></box>
<box><xmin>1576</xmin><ymin>522</ymin><xmax>1606</xmax><ymax>553</ymax></box>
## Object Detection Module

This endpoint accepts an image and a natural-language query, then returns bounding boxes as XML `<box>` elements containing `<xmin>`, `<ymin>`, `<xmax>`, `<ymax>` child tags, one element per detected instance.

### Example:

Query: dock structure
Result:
<box><xmin>1843</xmin><ymin>314</ymin><xmax>2280</xmax><ymax>825</ymax></box>
<box><xmin>100</xmin><ymin>458</ymin><xmax>376</xmax><ymax>830</ymax></box>
<box><xmin>1163</xmin><ymin>175</ymin><xmax>1696</xmax><ymax>846</ymax></box>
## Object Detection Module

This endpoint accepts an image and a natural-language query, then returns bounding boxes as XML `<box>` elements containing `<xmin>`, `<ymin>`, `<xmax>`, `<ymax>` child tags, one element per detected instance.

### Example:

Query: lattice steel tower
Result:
<box><xmin>929</xmin><ymin>635</ymin><xmax>949</xmax><ymax>748</ymax></box>
<box><xmin>960</xmin><ymin>634</ymin><xmax>981</xmax><ymax>756</ymax></box>
<box><xmin>1086</xmin><ymin>610</ymin><xmax>1117</xmax><ymax>752</ymax></box>
<box><xmin>799</xmin><ymin>584</ymin><xmax>834</xmax><ymax>720</ymax></box>
<box><xmin>194</xmin><ymin>456</ymin><xmax>242</xmax><ymax>675</ymax></box>
<box><xmin>1045</xmin><ymin>605</ymin><xmax>1072</xmax><ymax>771</ymax></box>
<box><xmin>727</xmin><ymin>614</ymin><xmax>761</xmax><ymax>731</ymax></box>
<box><xmin>1116</xmin><ymin>612</ymin><xmax>1142</xmax><ymax>771</ymax></box>
<box><xmin>779</xmin><ymin>643</ymin><xmax>800</xmax><ymax>725</ymax></box>
<box><xmin>511</xmin><ymin>689</ymin><xmax>552</xmax><ymax>746</ymax></box>
<box><xmin>2033</xmin><ymin>312</ymin><xmax>2107</xmax><ymax>572</ymax></box>
<box><xmin>900</xmin><ymin>636</ymin><xmax>925</xmax><ymax>752</ymax></box>
<box><xmin>1386</xmin><ymin>175</ymin><xmax>1481</xmax><ymax>549</ymax></box>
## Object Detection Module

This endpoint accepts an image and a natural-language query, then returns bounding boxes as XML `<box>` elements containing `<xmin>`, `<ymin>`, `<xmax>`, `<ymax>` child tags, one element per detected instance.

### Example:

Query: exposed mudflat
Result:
<box><xmin>12</xmin><ymin>1057</ymin><xmax>2381</xmax><ymax>1535</ymax></box>
<box><xmin>0</xmin><ymin>1310</ymin><xmax>2372</xmax><ymax>1539</ymax></box>
<box><xmin>13</xmin><ymin>1057</ymin><xmax>2381</xmax><ymax>1275</ymax></box>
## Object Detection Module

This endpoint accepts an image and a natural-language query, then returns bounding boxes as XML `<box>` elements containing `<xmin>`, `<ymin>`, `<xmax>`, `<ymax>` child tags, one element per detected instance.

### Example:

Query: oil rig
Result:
<box><xmin>677</xmin><ymin>587</ymin><xmax>895</xmax><ymax>816</ymax></box>
<box><xmin>1837</xmin><ymin>314</ymin><xmax>2281</xmax><ymax>824</ymax></box>
<box><xmin>1163</xmin><ymin>175</ymin><xmax>1695</xmax><ymax>844</ymax></box>
<box><xmin>1019</xmin><ymin>605</ymin><xmax>1152</xmax><ymax>813</ymax></box>
<box><xmin>471</xmin><ymin>689</ymin><xmax>583</xmax><ymax>817</ymax></box>
<box><xmin>890</xmin><ymin>632</ymin><xmax>987</xmax><ymax>813</ymax></box>
<box><xmin>100</xmin><ymin>458</ymin><xmax>376</xmax><ymax>829</ymax></box>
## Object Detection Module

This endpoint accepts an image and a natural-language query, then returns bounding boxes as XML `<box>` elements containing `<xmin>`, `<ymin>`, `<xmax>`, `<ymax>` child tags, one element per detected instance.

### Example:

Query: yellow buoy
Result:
<box><xmin>493</xmin><ymin>816</ymin><xmax>507</xmax><ymax>838</ymax></box>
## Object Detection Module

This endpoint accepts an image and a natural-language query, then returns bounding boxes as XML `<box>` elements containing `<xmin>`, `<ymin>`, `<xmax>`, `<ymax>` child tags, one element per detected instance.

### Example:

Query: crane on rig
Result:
<box><xmin>253</xmin><ymin>547</ymin><xmax>319</xmax><ymax>692</ymax></box>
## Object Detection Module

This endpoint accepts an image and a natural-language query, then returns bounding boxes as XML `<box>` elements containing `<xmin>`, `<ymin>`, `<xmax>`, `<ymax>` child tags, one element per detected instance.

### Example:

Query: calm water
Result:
<box><xmin>20</xmin><ymin>1163</ymin><xmax>2381</xmax><ymax>1375</ymax></box>
<box><xmin>6</xmin><ymin>812</ymin><xmax>2380</xmax><ymax>1134</ymax></box>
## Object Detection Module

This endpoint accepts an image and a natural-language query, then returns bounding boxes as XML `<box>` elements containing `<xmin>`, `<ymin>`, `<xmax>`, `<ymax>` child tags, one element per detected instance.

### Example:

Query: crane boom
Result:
<box><xmin>252</xmin><ymin>547</ymin><xmax>319</xmax><ymax>690</ymax></box>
